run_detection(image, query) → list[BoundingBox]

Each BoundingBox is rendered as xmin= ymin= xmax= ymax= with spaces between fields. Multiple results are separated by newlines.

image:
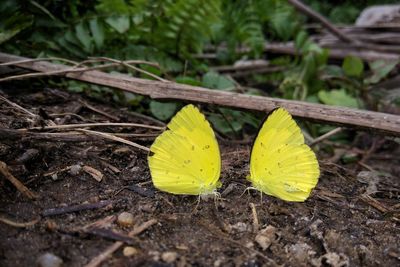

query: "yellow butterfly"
xmin=247 ymin=108 xmax=320 ymax=202
xmin=148 ymin=104 xmax=221 ymax=195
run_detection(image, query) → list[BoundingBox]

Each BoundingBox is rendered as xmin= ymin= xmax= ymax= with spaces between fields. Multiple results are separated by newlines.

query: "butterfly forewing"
xmin=148 ymin=105 xmax=221 ymax=195
xmin=249 ymin=108 xmax=320 ymax=202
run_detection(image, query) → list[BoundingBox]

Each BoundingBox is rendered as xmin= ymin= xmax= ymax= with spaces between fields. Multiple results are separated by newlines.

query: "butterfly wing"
xmin=148 ymin=104 xmax=221 ymax=195
xmin=249 ymin=108 xmax=320 ymax=201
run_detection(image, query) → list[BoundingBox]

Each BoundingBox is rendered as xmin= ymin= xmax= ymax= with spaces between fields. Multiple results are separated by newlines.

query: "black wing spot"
xmin=184 ymin=159 xmax=191 ymax=164
xmin=203 ymin=145 xmax=210 ymax=150
xmin=200 ymin=168 xmax=203 ymax=172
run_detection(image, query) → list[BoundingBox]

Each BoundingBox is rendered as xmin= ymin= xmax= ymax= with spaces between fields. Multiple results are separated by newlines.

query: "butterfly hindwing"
xmin=249 ymin=108 xmax=320 ymax=202
xmin=148 ymin=104 xmax=221 ymax=195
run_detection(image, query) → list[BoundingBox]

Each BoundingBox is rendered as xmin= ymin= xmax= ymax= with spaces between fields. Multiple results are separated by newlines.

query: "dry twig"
xmin=0 ymin=161 xmax=38 ymax=199
xmin=20 ymin=122 xmax=164 ymax=131
xmin=1 ymin=52 xmax=400 ymax=135
xmin=79 ymin=129 xmax=150 ymax=152
xmin=287 ymin=0 xmax=356 ymax=44
xmin=310 ymin=127 xmax=343 ymax=146
xmin=250 ymin=203 xmax=260 ymax=232
xmin=42 ymin=200 xmax=112 ymax=217
xmin=84 ymin=219 xmax=158 ymax=267
xmin=0 ymin=216 xmax=40 ymax=228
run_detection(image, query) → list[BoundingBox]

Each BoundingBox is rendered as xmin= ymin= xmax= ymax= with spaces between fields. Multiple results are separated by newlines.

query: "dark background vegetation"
xmin=1 ymin=0 xmax=399 ymax=139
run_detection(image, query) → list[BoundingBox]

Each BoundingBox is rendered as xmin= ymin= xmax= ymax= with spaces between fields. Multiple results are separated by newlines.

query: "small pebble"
xmin=51 ymin=174 xmax=58 ymax=181
xmin=36 ymin=252 xmax=63 ymax=267
xmin=117 ymin=212 xmax=134 ymax=226
xmin=231 ymin=222 xmax=248 ymax=233
xmin=123 ymin=246 xmax=138 ymax=257
xmin=69 ymin=164 xmax=81 ymax=176
xmin=161 ymin=251 xmax=178 ymax=263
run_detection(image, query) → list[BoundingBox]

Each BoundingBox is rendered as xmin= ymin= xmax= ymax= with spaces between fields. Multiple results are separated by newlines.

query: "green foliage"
xmin=342 ymin=56 xmax=364 ymax=78
xmin=150 ymin=101 xmax=178 ymax=121
xmin=318 ymin=89 xmax=359 ymax=108
xmin=202 ymin=72 xmax=235 ymax=91
xmin=365 ymin=60 xmax=398 ymax=84
xmin=0 ymin=0 xmax=397 ymax=140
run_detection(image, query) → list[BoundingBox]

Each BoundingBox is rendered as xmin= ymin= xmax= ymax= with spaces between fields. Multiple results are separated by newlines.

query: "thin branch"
xmin=84 ymin=219 xmax=158 ymax=267
xmin=0 ymin=216 xmax=40 ymax=228
xmin=0 ymin=161 xmax=38 ymax=199
xmin=1 ymin=53 xmax=400 ymax=136
xmin=0 ymin=57 xmax=79 ymax=66
xmin=19 ymin=122 xmax=165 ymax=131
xmin=310 ymin=127 xmax=343 ymax=146
xmin=78 ymin=100 xmax=120 ymax=121
xmin=0 ymin=95 xmax=38 ymax=118
xmin=78 ymin=129 xmax=150 ymax=152
xmin=94 ymin=57 xmax=167 ymax=82
xmin=42 ymin=200 xmax=113 ymax=217
xmin=287 ymin=0 xmax=357 ymax=44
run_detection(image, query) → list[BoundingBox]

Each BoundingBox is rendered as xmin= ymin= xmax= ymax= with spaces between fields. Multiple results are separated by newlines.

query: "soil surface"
xmin=1 ymin=88 xmax=399 ymax=267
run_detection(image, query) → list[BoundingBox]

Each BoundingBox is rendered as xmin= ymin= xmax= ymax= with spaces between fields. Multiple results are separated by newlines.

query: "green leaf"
xmin=75 ymin=22 xmax=92 ymax=53
xmin=295 ymin=31 xmax=308 ymax=49
xmin=208 ymin=108 xmax=259 ymax=135
xmin=318 ymin=89 xmax=359 ymax=108
xmin=175 ymin=76 xmax=202 ymax=86
xmin=202 ymin=71 xmax=235 ymax=90
xmin=342 ymin=56 xmax=364 ymax=77
xmin=106 ymin=15 xmax=130 ymax=33
xmin=0 ymin=14 xmax=33 ymax=44
xmin=89 ymin=18 xmax=104 ymax=49
xmin=208 ymin=113 xmax=243 ymax=134
xmin=150 ymin=101 xmax=177 ymax=121
xmin=365 ymin=60 xmax=398 ymax=84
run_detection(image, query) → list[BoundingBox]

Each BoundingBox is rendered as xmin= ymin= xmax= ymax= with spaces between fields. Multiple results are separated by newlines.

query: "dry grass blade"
xmin=84 ymin=219 xmax=157 ymax=267
xmin=0 ymin=216 xmax=40 ymax=228
xmin=21 ymin=122 xmax=164 ymax=131
xmin=78 ymin=129 xmax=150 ymax=152
xmin=0 ymin=161 xmax=38 ymax=199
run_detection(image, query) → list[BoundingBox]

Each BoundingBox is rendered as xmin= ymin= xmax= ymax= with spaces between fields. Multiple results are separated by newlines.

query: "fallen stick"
xmin=0 ymin=161 xmax=38 ymax=199
xmin=1 ymin=53 xmax=400 ymax=136
xmin=42 ymin=200 xmax=112 ymax=217
xmin=85 ymin=219 xmax=158 ymax=267
xmin=20 ymin=122 xmax=164 ymax=131
xmin=288 ymin=0 xmax=356 ymax=44
xmin=0 ymin=216 xmax=40 ymax=228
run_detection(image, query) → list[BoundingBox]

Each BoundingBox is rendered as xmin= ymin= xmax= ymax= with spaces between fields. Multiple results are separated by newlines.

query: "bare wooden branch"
xmin=1 ymin=53 xmax=400 ymax=136
xmin=20 ymin=122 xmax=164 ymax=131
xmin=288 ymin=0 xmax=357 ymax=44
xmin=0 ymin=161 xmax=38 ymax=199
xmin=85 ymin=219 xmax=158 ymax=267
xmin=42 ymin=200 xmax=112 ymax=216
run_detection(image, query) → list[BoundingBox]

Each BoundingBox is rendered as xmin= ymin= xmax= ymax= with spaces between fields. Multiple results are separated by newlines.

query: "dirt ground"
xmin=1 ymin=87 xmax=399 ymax=267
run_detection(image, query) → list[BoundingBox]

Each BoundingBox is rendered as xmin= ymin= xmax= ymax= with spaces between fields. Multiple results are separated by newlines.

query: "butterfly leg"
xmin=239 ymin=186 xmax=258 ymax=198
xmin=191 ymin=195 xmax=202 ymax=214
